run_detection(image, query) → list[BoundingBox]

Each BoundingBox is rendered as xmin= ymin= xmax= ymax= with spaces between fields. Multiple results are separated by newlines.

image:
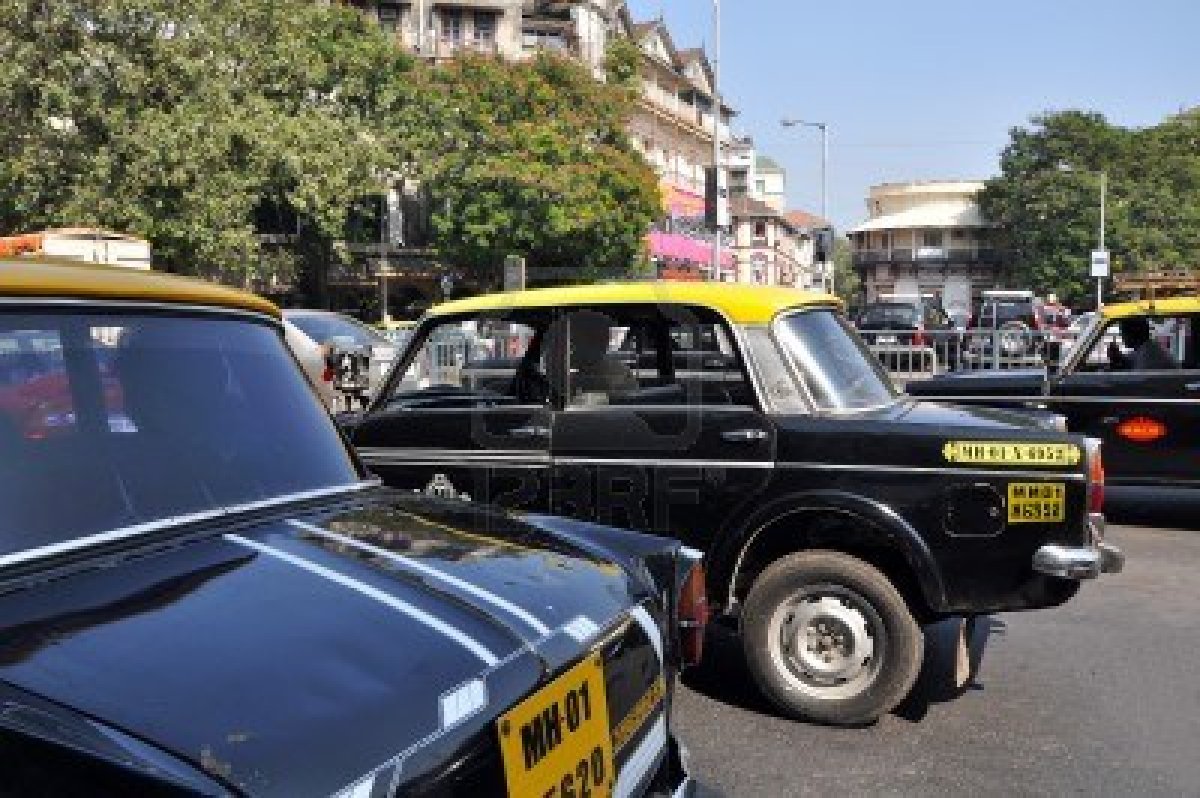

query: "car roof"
xmin=0 ymin=257 xmax=280 ymax=318
xmin=428 ymin=282 xmax=841 ymax=325
xmin=1102 ymin=296 xmax=1200 ymax=320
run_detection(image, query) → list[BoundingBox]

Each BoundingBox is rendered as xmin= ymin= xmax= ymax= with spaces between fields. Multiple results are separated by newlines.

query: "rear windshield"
xmin=858 ymin=304 xmax=918 ymax=327
xmin=288 ymin=313 xmax=387 ymax=347
xmin=0 ymin=311 xmax=360 ymax=566
xmin=777 ymin=310 xmax=897 ymax=411
xmin=991 ymin=302 xmax=1032 ymax=325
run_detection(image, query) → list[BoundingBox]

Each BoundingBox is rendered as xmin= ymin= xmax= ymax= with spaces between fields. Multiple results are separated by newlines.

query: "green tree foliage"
xmin=832 ymin=235 xmax=860 ymax=303
xmin=421 ymin=52 xmax=660 ymax=286
xmin=0 ymin=1 xmax=661 ymax=292
xmin=980 ymin=109 xmax=1200 ymax=305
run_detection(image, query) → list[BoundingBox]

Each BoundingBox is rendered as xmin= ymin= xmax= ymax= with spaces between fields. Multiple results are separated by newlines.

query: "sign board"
xmin=1090 ymin=250 xmax=1110 ymax=278
xmin=503 ymin=255 xmax=526 ymax=292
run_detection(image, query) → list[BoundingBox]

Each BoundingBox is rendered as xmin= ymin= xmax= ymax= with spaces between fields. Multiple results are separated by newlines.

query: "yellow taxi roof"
xmin=0 ymin=258 xmax=280 ymax=318
xmin=1102 ymin=296 xmax=1200 ymax=320
xmin=429 ymin=282 xmax=841 ymax=325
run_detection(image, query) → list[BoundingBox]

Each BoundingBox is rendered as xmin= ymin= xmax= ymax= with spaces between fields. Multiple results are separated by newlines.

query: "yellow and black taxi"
xmin=343 ymin=281 xmax=1123 ymax=727
xmin=0 ymin=259 xmax=699 ymax=796
xmin=908 ymin=296 xmax=1200 ymax=503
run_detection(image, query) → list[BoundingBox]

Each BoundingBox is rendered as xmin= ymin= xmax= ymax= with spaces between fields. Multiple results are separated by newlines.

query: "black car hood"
xmin=0 ymin=492 xmax=647 ymax=795
xmin=906 ymin=368 xmax=1047 ymax=397
xmin=850 ymin=397 xmax=1050 ymax=431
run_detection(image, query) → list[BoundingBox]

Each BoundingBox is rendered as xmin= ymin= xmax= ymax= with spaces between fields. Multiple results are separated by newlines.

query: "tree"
xmin=832 ymin=235 xmax=860 ymax=304
xmin=419 ymin=52 xmax=661 ymax=287
xmin=979 ymin=109 xmax=1200 ymax=306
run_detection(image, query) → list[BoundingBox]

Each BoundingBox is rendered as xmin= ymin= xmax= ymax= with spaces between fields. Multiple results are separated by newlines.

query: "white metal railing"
xmin=859 ymin=328 xmax=1087 ymax=383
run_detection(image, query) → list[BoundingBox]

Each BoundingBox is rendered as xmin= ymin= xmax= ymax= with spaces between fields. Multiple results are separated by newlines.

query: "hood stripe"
xmin=287 ymin=519 xmax=552 ymax=637
xmin=226 ymin=534 xmax=499 ymax=666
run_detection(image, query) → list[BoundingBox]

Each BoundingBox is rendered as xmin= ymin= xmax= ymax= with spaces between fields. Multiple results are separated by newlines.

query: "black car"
xmin=855 ymin=297 xmax=960 ymax=371
xmin=0 ymin=260 xmax=698 ymax=797
xmin=344 ymin=282 xmax=1122 ymax=727
xmin=909 ymin=297 xmax=1200 ymax=501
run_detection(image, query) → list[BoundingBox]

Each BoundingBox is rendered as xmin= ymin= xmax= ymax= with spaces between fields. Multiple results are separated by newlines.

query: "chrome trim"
xmin=0 ymin=481 xmax=376 ymax=571
xmin=0 ymin=296 xmax=280 ymax=326
xmin=776 ymin=461 xmax=1087 ymax=481
xmin=556 ymin=457 xmax=774 ymax=470
xmin=919 ymin=394 xmax=1198 ymax=406
xmin=358 ymin=447 xmax=549 ymax=465
xmin=1032 ymin=540 xmax=1123 ymax=579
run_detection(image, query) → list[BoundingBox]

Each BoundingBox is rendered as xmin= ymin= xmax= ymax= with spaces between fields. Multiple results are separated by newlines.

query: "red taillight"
xmin=1116 ymin=416 xmax=1166 ymax=443
xmin=321 ymin=366 xmax=335 ymax=383
xmin=677 ymin=560 xmax=709 ymax=667
xmin=1088 ymin=445 xmax=1105 ymax=514
xmin=913 ymin=325 xmax=927 ymax=347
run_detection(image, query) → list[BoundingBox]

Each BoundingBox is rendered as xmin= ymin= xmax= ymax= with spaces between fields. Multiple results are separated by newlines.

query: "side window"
xmin=1078 ymin=315 xmax=1188 ymax=372
xmin=561 ymin=307 xmax=755 ymax=408
xmin=385 ymin=317 xmax=544 ymax=407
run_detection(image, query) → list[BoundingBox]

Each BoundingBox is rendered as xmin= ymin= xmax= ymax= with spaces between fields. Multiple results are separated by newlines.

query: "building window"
xmin=755 ymin=179 xmax=766 ymax=196
xmin=473 ymin=12 xmax=496 ymax=44
xmin=922 ymin=230 xmax=944 ymax=248
xmin=377 ymin=3 xmax=401 ymax=33
xmin=441 ymin=9 xmax=463 ymax=43
xmin=951 ymin=228 xmax=968 ymax=241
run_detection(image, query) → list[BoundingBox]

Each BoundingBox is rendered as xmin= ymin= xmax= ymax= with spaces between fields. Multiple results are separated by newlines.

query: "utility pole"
xmin=781 ymin=118 xmax=831 ymax=292
xmin=711 ymin=0 xmax=723 ymax=280
xmin=1098 ymin=170 xmax=1106 ymax=312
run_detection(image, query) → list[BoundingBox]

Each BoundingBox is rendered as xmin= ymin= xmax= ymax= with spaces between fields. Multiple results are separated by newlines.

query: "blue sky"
xmin=627 ymin=0 xmax=1200 ymax=229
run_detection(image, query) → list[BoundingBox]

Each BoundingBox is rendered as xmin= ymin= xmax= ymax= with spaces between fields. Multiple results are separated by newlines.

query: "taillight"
xmin=1087 ymin=443 xmax=1105 ymax=514
xmin=1116 ymin=416 xmax=1166 ymax=443
xmin=677 ymin=559 xmax=709 ymax=668
xmin=913 ymin=325 xmax=927 ymax=347
xmin=321 ymin=366 xmax=335 ymax=383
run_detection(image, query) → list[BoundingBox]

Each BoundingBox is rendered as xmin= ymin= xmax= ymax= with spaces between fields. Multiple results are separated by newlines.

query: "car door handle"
xmin=721 ymin=428 xmax=770 ymax=443
xmin=505 ymin=425 xmax=550 ymax=439
xmin=1186 ymin=382 xmax=1200 ymax=391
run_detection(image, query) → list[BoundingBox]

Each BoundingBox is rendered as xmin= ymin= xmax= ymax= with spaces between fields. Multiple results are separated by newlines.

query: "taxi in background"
xmin=0 ymin=259 xmax=698 ymax=797
xmin=908 ymin=296 xmax=1199 ymax=501
xmin=342 ymin=282 xmax=1123 ymax=727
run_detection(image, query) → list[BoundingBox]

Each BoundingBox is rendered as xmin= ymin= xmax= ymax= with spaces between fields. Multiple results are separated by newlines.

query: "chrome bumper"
xmin=1032 ymin=514 xmax=1124 ymax=580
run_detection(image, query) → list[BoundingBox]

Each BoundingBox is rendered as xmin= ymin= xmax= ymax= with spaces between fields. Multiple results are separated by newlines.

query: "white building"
xmin=848 ymin=181 xmax=1002 ymax=324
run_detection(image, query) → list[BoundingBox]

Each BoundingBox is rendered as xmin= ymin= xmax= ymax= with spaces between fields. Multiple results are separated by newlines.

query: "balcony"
xmin=435 ymin=36 xmax=500 ymax=58
xmin=853 ymin=247 xmax=1000 ymax=267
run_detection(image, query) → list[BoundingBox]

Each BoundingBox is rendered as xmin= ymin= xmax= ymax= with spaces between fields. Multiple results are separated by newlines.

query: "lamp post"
xmin=1058 ymin=163 xmax=1107 ymax=311
xmin=781 ymin=118 xmax=831 ymax=292
xmin=710 ymin=0 xmax=723 ymax=280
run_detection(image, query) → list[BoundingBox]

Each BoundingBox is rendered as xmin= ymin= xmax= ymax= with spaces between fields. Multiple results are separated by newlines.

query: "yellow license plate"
xmin=1007 ymin=482 xmax=1066 ymax=523
xmin=498 ymin=654 xmax=613 ymax=798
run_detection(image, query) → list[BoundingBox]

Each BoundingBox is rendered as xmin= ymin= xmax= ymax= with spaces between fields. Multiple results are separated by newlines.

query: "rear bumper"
xmin=1032 ymin=514 xmax=1124 ymax=579
xmin=646 ymin=731 xmax=695 ymax=797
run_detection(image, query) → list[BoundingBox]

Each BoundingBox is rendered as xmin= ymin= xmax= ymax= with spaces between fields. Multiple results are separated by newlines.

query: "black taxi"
xmin=908 ymin=297 xmax=1200 ymax=503
xmin=343 ymin=282 xmax=1123 ymax=726
xmin=0 ymin=260 xmax=698 ymax=796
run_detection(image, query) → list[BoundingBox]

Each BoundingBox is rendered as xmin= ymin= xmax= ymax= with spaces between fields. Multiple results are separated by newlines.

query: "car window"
xmin=287 ymin=313 xmax=387 ymax=347
xmin=858 ymin=304 xmax=918 ymax=327
xmin=1074 ymin=315 xmax=1193 ymax=372
xmin=0 ymin=312 xmax=360 ymax=563
xmin=776 ymin=310 xmax=897 ymax=411
xmin=385 ymin=317 xmax=544 ymax=407
xmin=562 ymin=307 xmax=755 ymax=409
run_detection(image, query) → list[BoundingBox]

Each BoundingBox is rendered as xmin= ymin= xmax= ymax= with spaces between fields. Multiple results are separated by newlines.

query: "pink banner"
xmin=648 ymin=231 xmax=734 ymax=268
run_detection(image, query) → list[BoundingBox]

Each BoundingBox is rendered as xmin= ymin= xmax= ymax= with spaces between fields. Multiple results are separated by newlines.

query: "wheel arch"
xmin=710 ymin=490 xmax=948 ymax=622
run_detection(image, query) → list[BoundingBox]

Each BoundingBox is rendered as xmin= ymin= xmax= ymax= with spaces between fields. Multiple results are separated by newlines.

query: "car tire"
xmin=741 ymin=550 xmax=923 ymax=726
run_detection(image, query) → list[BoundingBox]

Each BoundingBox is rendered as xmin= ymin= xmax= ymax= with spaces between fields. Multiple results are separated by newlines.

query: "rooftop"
xmin=0 ymin=258 xmax=280 ymax=318
xmin=429 ymin=281 xmax=840 ymax=325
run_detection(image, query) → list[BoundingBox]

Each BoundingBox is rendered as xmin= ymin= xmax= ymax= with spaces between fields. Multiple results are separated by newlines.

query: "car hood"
xmin=906 ymin=368 xmax=1046 ymax=397
xmin=0 ymin=492 xmax=648 ymax=795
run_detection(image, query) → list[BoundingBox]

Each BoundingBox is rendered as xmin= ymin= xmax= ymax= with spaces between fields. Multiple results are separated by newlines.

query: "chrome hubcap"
xmin=769 ymin=588 xmax=884 ymax=700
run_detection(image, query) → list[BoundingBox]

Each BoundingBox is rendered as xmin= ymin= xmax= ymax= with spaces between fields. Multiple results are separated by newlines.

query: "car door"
xmin=351 ymin=314 xmax=552 ymax=510
xmin=1049 ymin=313 xmax=1200 ymax=488
xmin=548 ymin=305 xmax=774 ymax=553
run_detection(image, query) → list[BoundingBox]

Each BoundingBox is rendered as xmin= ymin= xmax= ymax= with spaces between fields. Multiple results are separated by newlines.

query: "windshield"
xmin=288 ymin=313 xmax=387 ymax=347
xmin=858 ymin=304 xmax=919 ymax=327
xmin=777 ymin=310 xmax=898 ymax=411
xmin=0 ymin=312 xmax=361 ymax=566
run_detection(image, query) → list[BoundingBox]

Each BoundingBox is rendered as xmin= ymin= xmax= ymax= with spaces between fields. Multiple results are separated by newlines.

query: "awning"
xmin=849 ymin=203 xmax=986 ymax=233
xmin=648 ymin=231 xmax=734 ymax=268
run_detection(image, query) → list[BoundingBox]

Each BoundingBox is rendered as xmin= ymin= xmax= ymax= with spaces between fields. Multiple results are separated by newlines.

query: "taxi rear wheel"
xmin=741 ymin=550 xmax=923 ymax=726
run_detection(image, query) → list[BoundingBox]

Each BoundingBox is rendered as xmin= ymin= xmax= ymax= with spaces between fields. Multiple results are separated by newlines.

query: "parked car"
xmin=963 ymin=290 xmax=1067 ymax=365
xmin=855 ymin=295 xmax=960 ymax=372
xmin=283 ymin=309 xmax=398 ymax=406
xmin=0 ymin=259 xmax=698 ymax=796
xmin=342 ymin=282 xmax=1122 ymax=727
xmin=909 ymin=296 xmax=1199 ymax=500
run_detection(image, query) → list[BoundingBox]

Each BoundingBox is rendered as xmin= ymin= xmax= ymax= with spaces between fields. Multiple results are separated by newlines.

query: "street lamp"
xmin=710 ymin=0 xmax=723 ymax=279
xmin=781 ymin=118 xmax=831 ymax=292
xmin=1058 ymin=163 xmax=1107 ymax=311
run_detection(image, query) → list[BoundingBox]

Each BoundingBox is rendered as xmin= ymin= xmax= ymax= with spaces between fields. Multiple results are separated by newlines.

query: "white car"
xmin=282 ymin=310 xmax=397 ymax=407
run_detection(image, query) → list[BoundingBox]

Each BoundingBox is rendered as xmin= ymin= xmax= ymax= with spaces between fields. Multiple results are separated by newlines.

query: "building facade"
xmin=728 ymin=198 xmax=815 ymax=288
xmin=849 ymin=181 xmax=1003 ymax=324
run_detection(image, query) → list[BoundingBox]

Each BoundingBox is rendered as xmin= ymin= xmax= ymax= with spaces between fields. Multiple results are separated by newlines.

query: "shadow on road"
xmin=1104 ymin=488 xmax=1200 ymax=531
xmin=682 ymin=615 xmax=1004 ymax=725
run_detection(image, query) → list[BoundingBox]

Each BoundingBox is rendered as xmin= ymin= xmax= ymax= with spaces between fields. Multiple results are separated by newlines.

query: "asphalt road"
xmin=676 ymin=520 xmax=1200 ymax=797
